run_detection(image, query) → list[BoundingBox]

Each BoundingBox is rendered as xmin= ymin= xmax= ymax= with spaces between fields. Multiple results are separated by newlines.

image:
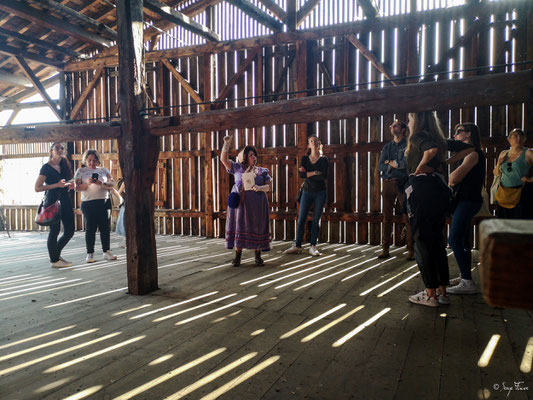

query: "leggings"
xmin=47 ymin=202 xmax=75 ymax=263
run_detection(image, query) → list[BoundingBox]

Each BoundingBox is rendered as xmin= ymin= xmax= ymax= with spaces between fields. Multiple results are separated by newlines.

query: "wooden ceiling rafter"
xmin=29 ymin=0 xmax=118 ymax=41
xmin=296 ymin=0 xmax=322 ymax=27
xmin=144 ymin=0 xmax=220 ymax=42
xmin=0 ymin=73 xmax=59 ymax=105
xmin=257 ymin=0 xmax=287 ymax=23
xmin=178 ymin=0 xmax=223 ymax=18
xmin=0 ymin=26 xmax=82 ymax=58
xmin=14 ymin=56 xmax=62 ymax=120
xmin=0 ymin=0 xmax=113 ymax=48
xmin=357 ymin=0 xmax=381 ymax=18
xmin=0 ymin=71 xmax=30 ymax=88
xmin=225 ymin=0 xmax=284 ymax=32
xmin=0 ymin=43 xmax=65 ymax=69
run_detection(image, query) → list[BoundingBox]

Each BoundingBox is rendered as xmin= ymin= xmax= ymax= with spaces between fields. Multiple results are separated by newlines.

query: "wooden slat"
xmin=70 ymin=67 xmax=105 ymax=120
xmin=161 ymin=59 xmax=206 ymax=111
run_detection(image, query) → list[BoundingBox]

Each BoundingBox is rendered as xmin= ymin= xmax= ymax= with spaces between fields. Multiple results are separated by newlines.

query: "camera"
xmin=91 ymin=173 xmax=99 ymax=181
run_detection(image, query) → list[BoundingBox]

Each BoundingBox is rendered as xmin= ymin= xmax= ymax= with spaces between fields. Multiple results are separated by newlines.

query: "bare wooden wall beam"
xmin=0 ymin=123 xmax=121 ymax=144
xmin=29 ymin=0 xmax=118 ymax=41
xmin=14 ymin=56 xmax=62 ymax=120
xmin=117 ymin=0 xmax=160 ymax=295
xmin=161 ymin=59 xmax=206 ymax=110
xmin=69 ymin=67 xmax=105 ymax=120
xmin=0 ymin=27 xmax=81 ymax=58
xmin=0 ymin=0 xmax=113 ymax=48
xmin=225 ymin=0 xmax=284 ymax=32
xmin=147 ymin=70 xmax=533 ymax=135
xmin=65 ymin=0 xmax=529 ymax=72
xmin=213 ymin=45 xmax=261 ymax=108
xmin=144 ymin=0 xmax=220 ymax=42
xmin=345 ymin=34 xmax=396 ymax=85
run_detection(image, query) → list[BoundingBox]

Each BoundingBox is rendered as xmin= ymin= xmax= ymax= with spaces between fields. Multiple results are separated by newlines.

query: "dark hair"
xmin=509 ymin=128 xmax=526 ymax=141
xmin=59 ymin=157 xmax=73 ymax=180
xmin=455 ymin=122 xmax=481 ymax=149
xmin=306 ymin=135 xmax=323 ymax=156
xmin=394 ymin=119 xmax=407 ymax=131
xmin=242 ymin=146 xmax=258 ymax=166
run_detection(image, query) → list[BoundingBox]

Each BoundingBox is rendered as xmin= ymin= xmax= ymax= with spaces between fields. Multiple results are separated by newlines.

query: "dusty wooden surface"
xmin=0 ymin=232 xmax=531 ymax=399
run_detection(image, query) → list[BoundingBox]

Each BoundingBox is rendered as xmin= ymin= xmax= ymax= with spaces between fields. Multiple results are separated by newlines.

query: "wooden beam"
xmin=14 ymin=56 xmax=62 ymax=120
xmin=4 ymin=109 xmax=20 ymax=126
xmin=65 ymin=0 xmax=530 ymax=72
xmin=0 ymin=0 xmax=113 ymax=48
xmin=257 ymin=0 xmax=287 ymax=23
xmin=0 ymin=122 xmax=121 ymax=144
xmin=225 ymin=0 xmax=284 ymax=32
xmin=1 ymin=74 xmax=59 ymax=105
xmin=117 ymin=0 xmax=160 ymax=295
xmin=0 ymin=100 xmax=49 ymax=111
xmin=69 ymin=67 xmax=105 ymax=120
xmin=0 ymin=27 xmax=81 ymax=58
xmin=0 ymin=43 xmax=64 ymax=69
xmin=357 ymin=0 xmax=380 ymax=18
xmin=296 ymin=0 xmax=322 ymax=27
xmin=287 ymin=0 xmax=297 ymax=31
xmin=29 ymin=0 xmax=118 ymax=41
xmin=147 ymin=70 xmax=533 ymax=135
xmin=143 ymin=0 xmax=220 ymax=42
xmin=179 ymin=0 xmax=223 ymax=18
xmin=0 ymin=72 xmax=30 ymax=87
xmin=161 ymin=59 xmax=206 ymax=110
xmin=345 ymin=34 xmax=397 ymax=85
xmin=214 ymin=45 xmax=261 ymax=108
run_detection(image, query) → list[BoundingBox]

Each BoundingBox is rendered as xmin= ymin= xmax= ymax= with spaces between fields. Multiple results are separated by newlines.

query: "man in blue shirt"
xmin=378 ymin=119 xmax=414 ymax=260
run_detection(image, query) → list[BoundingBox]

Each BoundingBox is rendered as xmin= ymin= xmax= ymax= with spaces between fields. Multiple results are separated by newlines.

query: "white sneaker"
xmin=284 ymin=246 xmax=303 ymax=254
xmin=408 ymin=290 xmax=439 ymax=307
xmin=449 ymin=276 xmax=462 ymax=286
xmin=447 ymin=279 xmax=477 ymax=294
xmin=437 ymin=294 xmax=450 ymax=305
xmin=309 ymin=246 xmax=321 ymax=256
xmin=103 ymin=250 xmax=117 ymax=261
xmin=59 ymin=256 xmax=72 ymax=264
xmin=51 ymin=259 xmax=72 ymax=268
xmin=86 ymin=253 xmax=95 ymax=263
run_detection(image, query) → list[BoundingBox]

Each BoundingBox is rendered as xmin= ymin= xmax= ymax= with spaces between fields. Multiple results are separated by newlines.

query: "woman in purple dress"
xmin=221 ymin=135 xmax=271 ymax=267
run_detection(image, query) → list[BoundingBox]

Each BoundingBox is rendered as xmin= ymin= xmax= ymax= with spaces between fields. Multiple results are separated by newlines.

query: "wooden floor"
xmin=0 ymin=232 xmax=531 ymax=400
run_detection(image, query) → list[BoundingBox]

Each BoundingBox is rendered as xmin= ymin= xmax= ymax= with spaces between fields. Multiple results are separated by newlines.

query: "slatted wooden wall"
xmin=65 ymin=0 xmax=532 ymax=244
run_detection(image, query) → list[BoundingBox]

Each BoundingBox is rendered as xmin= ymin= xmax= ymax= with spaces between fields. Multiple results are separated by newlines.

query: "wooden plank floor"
xmin=0 ymin=232 xmax=531 ymax=400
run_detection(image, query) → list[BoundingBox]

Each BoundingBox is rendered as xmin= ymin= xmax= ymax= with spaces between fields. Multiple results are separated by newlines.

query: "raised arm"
xmin=414 ymin=148 xmax=438 ymax=175
xmin=446 ymin=147 xmax=475 ymax=166
xmin=220 ymin=135 xmax=233 ymax=171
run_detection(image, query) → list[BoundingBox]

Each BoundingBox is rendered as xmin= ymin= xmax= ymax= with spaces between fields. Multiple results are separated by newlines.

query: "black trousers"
xmin=81 ymin=199 xmax=110 ymax=254
xmin=47 ymin=201 xmax=74 ymax=263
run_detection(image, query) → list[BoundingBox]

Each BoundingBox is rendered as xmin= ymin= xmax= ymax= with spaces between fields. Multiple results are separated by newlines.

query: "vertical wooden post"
xmin=525 ymin=4 xmax=533 ymax=135
xmin=116 ymin=0 xmax=160 ymax=295
xmin=202 ymin=52 xmax=214 ymax=238
xmin=287 ymin=0 xmax=297 ymax=32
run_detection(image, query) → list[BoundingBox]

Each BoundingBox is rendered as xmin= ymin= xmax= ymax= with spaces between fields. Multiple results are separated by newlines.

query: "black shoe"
xmin=232 ymin=251 xmax=242 ymax=267
xmin=255 ymin=251 xmax=264 ymax=266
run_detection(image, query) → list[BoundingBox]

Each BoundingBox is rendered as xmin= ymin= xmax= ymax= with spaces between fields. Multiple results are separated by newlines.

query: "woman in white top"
xmin=74 ymin=149 xmax=117 ymax=263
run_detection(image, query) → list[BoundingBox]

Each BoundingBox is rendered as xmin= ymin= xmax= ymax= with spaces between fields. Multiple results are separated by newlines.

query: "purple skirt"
xmin=226 ymin=191 xmax=271 ymax=250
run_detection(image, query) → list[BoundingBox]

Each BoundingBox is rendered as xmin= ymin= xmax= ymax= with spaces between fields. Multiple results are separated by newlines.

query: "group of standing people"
xmin=220 ymin=114 xmax=532 ymax=310
xmin=36 ymin=144 xmax=119 ymax=268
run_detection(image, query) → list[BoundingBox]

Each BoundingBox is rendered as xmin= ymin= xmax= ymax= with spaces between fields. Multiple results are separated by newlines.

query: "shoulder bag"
xmin=35 ymin=199 xmax=61 ymax=226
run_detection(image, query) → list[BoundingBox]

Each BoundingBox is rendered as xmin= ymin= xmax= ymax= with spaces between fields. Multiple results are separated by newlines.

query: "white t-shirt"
xmin=74 ymin=167 xmax=111 ymax=202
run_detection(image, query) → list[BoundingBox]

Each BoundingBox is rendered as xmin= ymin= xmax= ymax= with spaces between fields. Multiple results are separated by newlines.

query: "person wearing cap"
xmin=378 ymin=119 xmax=414 ymax=260
xmin=220 ymin=135 xmax=272 ymax=267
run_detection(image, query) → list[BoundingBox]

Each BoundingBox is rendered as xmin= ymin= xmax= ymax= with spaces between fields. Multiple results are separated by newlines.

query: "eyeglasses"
xmin=507 ymin=162 xmax=513 ymax=172
xmin=53 ymin=146 xmax=64 ymax=151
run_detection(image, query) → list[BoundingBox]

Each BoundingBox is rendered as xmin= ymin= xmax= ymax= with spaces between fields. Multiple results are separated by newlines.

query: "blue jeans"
xmin=295 ymin=190 xmax=327 ymax=247
xmin=448 ymin=200 xmax=481 ymax=280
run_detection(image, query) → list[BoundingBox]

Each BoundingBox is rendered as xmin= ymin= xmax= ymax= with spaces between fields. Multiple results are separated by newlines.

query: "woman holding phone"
xmin=74 ymin=149 xmax=117 ymax=263
xmin=34 ymin=142 xmax=75 ymax=268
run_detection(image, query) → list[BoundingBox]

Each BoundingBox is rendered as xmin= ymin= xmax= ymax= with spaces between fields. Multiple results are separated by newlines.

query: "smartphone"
xmin=91 ymin=173 xmax=99 ymax=181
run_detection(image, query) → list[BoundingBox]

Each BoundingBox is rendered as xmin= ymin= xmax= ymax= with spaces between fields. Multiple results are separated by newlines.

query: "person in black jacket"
xmin=285 ymin=135 xmax=328 ymax=256
xmin=34 ymin=142 xmax=75 ymax=268
xmin=447 ymin=123 xmax=486 ymax=295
